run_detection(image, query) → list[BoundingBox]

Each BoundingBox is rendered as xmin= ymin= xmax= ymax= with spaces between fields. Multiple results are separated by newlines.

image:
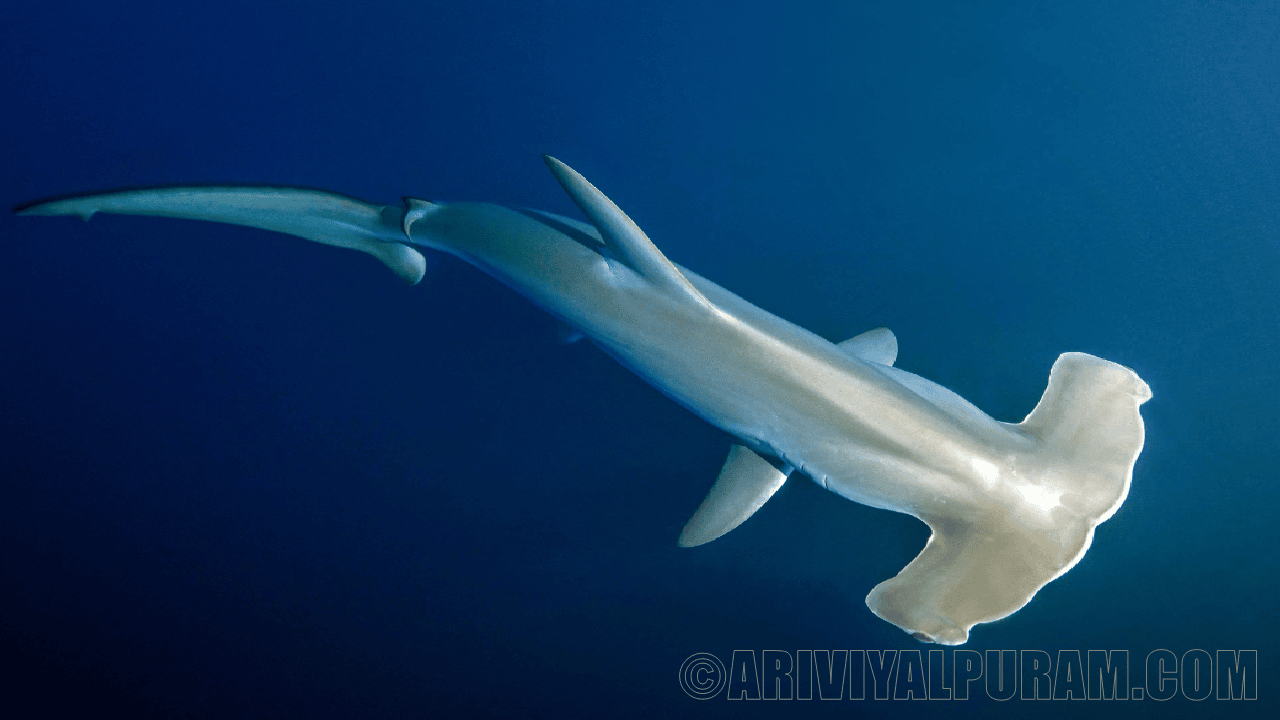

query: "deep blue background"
xmin=2 ymin=1 xmax=1277 ymax=717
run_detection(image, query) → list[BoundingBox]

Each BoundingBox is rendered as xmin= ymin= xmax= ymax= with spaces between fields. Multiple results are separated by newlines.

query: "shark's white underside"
xmin=17 ymin=157 xmax=1151 ymax=644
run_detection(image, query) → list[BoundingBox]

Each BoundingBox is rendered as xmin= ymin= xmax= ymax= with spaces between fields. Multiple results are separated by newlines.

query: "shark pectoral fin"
xmin=678 ymin=445 xmax=790 ymax=547
xmin=16 ymin=187 xmax=429 ymax=284
xmin=865 ymin=515 xmax=1092 ymax=646
xmin=837 ymin=327 xmax=897 ymax=365
xmin=542 ymin=156 xmax=714 ymax=309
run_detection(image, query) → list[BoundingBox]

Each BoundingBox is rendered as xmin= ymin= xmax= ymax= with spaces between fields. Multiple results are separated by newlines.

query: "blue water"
xmin=2 ymin=1 xmax=1276 ymax=717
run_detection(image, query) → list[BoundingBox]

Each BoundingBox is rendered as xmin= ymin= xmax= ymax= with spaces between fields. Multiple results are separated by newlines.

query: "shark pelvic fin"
xmin=678 ymin=445 xmax=791 ymax=547
xmin=543 ymin=156 xmax=713 ymax=309
xmin=16 ymin=187 xmax=429 ymax=284
xmin=837 ymin=327 xmax=897 ymax=365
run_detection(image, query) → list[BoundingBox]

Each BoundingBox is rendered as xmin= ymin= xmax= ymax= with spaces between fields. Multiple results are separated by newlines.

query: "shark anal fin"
xmin=837 ymin=327 xmax=897 ymax=365
xmin=678 ymin=445 xmax=790 ymax=547
xmin=556 ymin=324 xmax=585 ymax=344
xmin=543 ymin=156 xmax=713 ymax=309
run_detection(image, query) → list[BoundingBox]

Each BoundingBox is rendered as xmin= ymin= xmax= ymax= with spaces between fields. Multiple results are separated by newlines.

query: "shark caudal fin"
xmin=16 ymin=187 xmax=430 ymax=284
xmin=866 ymin=352 xmax=1151 ymax=644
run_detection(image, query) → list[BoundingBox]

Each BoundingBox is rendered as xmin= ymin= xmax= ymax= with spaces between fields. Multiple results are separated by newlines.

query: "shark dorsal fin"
xmin=543 ymin=156 xmax=713 ymax=309
xmin=838 ymin=327 xmax=898 ymax=365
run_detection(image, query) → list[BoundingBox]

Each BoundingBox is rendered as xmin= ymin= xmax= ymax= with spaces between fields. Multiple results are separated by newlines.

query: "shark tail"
xmin=866 ymin=352 xmax=1151 ymax=644
xmin=15 ymin=187 xmax=431 ymax=284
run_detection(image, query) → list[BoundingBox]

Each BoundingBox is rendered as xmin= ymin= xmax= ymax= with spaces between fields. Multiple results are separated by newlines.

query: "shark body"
xmin=17 ymin=157 xmax=1150 ymax=644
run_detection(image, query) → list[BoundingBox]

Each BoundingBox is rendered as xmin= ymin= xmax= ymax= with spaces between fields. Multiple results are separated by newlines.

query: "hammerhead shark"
xmin=16 ymin=156 xmax=1150 ymax=644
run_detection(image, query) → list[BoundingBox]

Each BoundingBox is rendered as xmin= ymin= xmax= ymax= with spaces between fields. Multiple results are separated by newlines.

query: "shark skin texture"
xmin=16 ymin=156 xmax=1151 ymax=644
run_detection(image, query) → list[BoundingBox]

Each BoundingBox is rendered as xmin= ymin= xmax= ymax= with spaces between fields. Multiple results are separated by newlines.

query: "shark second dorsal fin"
xmin=837 ymin=327 xmax=897 ymax=365
xmin=678 ymin=445 xmax=791 ymax=547
xmin=543 ymin=156 xmax=713 ymax=309
xmin=401 ymin=197 xmax=437 ymax=238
